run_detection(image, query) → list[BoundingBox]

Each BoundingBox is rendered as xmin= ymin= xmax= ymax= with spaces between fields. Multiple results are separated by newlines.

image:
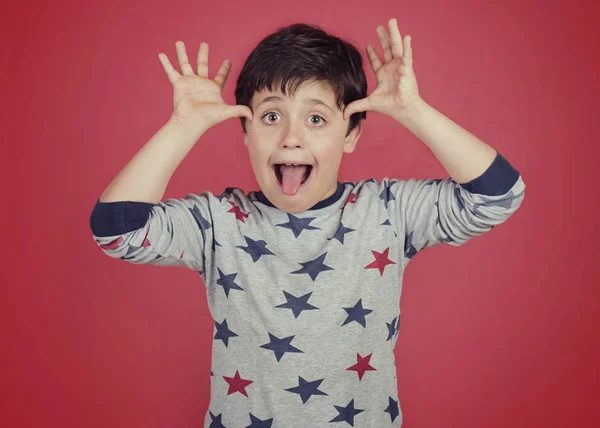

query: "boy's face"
xmin=244 ymin=80 xmax=362 ymax=214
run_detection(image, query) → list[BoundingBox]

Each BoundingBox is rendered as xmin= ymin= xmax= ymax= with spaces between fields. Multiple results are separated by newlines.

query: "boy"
xmin=90 ymin=19 xmax=525 ymax=428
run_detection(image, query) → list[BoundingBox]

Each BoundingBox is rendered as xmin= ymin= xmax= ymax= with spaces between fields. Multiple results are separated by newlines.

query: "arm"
xmin=90 ymin=40 xmax=252 ymax=271
xmin=385 ymin=152 xmax=525 ymax=260
xmin=392 ymin=97 xmax=500 ymax=185
xmin=89 ymin=118 xmax=214 ymax=272
xmin=99 ymin=117 xmax=208 ymax=204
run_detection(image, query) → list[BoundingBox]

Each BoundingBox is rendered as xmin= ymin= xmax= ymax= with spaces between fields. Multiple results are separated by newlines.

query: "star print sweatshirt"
xmin=89 ymin=150 xmax=525 ymax=428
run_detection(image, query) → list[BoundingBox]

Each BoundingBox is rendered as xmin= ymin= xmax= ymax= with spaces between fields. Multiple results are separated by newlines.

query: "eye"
xmin=260 ymin=111 xmax=327 ymax=127
xmin=309 ymin=115 xmax=326 ymax=126
xmin=262 ymin=111 xmax=280 ymax=124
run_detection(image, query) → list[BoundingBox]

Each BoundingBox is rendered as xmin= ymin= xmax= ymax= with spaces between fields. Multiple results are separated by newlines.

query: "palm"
xmin=172 ymin=76 xmax=226 ymax=116
xmin=369 ymin=58 xmax=415 ymax=111
xmin=158 ymin=41 xmax=252 ymax=126
xmin=344 ymin=19 xmax=421 ymax=120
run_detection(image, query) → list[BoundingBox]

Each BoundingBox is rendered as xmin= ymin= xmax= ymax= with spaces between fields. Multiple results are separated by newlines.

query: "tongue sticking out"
xmin=280 ymin=165 xmax=308 ymax=195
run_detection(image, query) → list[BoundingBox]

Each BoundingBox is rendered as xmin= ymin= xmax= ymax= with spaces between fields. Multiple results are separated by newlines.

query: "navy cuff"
xmin=460 ymin=151 xmax=520 ymax=196
xmin=90 ymin=199 xmax=156 ymax=237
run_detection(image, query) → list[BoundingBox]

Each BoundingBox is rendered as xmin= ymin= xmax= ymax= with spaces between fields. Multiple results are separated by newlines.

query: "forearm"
xmin=395 ymin=98 xmax=498 ymax=184
xmin=99 ymin=117 xmax=208 ymax=204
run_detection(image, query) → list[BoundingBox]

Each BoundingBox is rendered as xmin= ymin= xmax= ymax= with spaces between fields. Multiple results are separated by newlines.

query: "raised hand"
xmin=343 ymin=18 xmax=422 ymax=123
xmin=158 ymin=41 xmax=253 ymax=128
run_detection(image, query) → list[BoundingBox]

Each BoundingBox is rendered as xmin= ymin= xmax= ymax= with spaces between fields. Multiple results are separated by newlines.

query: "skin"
xmin=244 ymin=80 xmax=363 ymax=214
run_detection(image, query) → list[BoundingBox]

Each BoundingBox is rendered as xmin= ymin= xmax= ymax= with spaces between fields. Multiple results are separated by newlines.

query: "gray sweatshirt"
xmin=90 ymin=150 xmax=525 ymax=428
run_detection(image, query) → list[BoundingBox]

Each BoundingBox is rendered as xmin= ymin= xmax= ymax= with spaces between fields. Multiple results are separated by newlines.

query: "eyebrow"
xmin=255 ymin=96 xmax=334 ymax=113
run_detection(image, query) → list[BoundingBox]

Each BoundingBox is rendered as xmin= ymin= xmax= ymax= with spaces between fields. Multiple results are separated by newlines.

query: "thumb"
xmin=344 ymin=98 xmax=370 ymax=121
xmin=224 ymin=104 xmax=253 ymax=121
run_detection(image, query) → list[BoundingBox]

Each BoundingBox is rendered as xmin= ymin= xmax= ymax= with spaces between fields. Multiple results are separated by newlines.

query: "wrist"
xmin=167 ymin=114 xmax=210 ymax=136
xmin=392 ymin=96 xmax=429 ymax=126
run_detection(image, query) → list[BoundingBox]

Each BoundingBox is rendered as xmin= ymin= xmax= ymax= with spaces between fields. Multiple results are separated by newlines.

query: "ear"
xmin=343 ymin=122 xmax=363 ymax=154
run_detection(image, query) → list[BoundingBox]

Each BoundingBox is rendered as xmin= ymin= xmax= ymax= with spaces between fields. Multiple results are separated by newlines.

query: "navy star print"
xmin=385 ymin=397 xmax=400 ymax=422
xmin=290 ymin=252 xmax=334 ymax=281
xmin=216 ymin=268 xmax=244 ymax=297
xmin=285 ymin=376 xmax=328 ymax=403
xmin=404 ymin=231 xmax=419 ymax=259
xmin=246 ymin=413 xmax=273 ymax=427
xmin=236 ymin=235 xmax=275 ymax=262
xmin=342 ymin=299 xmax=374 ymax=328
xmin=208 ymin=411 xmax=226 ymax=428
xmin=275 ymin=290 xmax=319 ymax=318
xmin=214 ymin=319 xmax=238 ymax=347
xmin=379 ymin=180 xmax=396 ymax=209
xmin=329 ymin=221 xmax=355 ymax=244
xmin=276 ymin=213 xmax=321 ymax=238
xmin=260 ymin=333 xmax=304 ymax=362
xmin=330 ymin=399 xmax=364 ymax=426
xmin=189 ymin=204 xmax=211 ymax=243
xmin=386 ymin=316 xmax=400 ymax=341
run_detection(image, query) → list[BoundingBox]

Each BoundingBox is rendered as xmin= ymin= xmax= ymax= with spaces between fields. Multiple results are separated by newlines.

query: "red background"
xmin=2 ymin=0 xmax=598 ymax=427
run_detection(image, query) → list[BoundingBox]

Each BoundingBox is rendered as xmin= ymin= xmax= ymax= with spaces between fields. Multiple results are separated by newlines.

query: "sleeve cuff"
xmin=459 ymin=151 xmax=520 ymax=196
xmin=89 ymin=199 xmax=156 ymax=237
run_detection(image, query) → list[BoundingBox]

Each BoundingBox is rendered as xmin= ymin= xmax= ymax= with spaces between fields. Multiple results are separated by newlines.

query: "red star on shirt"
xmin=346 ymin=353 xmax=377 ymax=380
xmin=98 ymin=237 xmax=123 ymax=250
xmin=228 ymin=201 xmax=250 ymax=223
xmin=142 ymin=225 xmax=151 ymax=247
xmin=365 ymin=247 xmax=396 ymax=276
xmin=223 ymin=370 xmax=253 ymax=397
xmin=342 ymin=193 xmax=358 ymax=209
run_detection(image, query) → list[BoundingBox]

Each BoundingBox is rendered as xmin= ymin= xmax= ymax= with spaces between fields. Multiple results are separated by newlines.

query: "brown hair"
xmin=234 ymin=23 xmax=367 ymax=136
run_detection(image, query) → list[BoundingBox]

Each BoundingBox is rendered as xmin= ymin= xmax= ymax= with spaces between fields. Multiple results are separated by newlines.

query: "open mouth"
xmin=273 ymin=164 xmax=313 ymax=186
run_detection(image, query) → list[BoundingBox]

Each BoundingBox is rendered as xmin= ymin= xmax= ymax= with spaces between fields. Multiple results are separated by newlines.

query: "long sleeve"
xmin=89 ymin=192 xmax=217 ymax=274
xmin=385 ymin=151 xmax=526 ymax=259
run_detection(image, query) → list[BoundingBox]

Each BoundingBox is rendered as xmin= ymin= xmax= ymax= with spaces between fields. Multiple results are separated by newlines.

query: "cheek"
xmin=313 ymin=139 xmax=345 ymax=163
xmin=245 ymin=137 xmax=272 ymax=165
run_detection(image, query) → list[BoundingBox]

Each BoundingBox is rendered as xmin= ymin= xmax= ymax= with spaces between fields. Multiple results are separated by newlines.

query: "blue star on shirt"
xmin=285 ymin=376 xmax=328 ymax=404
xmin=275 ymin=290 xmax=319 ymax=318
xmin=260 ymin=333 xmax=304 ymax=362
xmin=381 ymin=219 xmax=398 ymax=238
xmin=385 ymin=396 xmax=400 ymax=422
xmin=290 ymin=252 xmax=334 ymax=282
xmin=329 ymin=222 xmax=355 ymax=244
xmin=189 ymin=204 xmax=221 ymax=252
xmin=404 ymin=231 xmax=419 ymax=260
xmin=330 ymin=398 xmax=364 ymax=426
xmin=342 ymin=299 xmax=373 ymax=328
xmin=276 ymin=213 xmax=321 ymax=238
xmin=189 ymin=204 xmax=211 ymax=242
xmin=159 ymin=205 xmax=173 ymax=236
xmin=473 ymin=189 xmax=523 ymax=219
xmin=379 ymin=180 xmax=396 ymax=209
xmin=214 ymin=319 xmax=238 ymax=347
xmin=453 ymin=186 xmax=466 ymax=213
xmin=386 ymin=316 xmax=400 ymax=341
xmin=208 ymin=411 xmax=226 ymax=428
xmin=216 ymin=268 xmax=244 ymax=297
xmin=216 ymin=188 xmax=236 ymax=202
xmin=236 ymin=235 xmax=275 ymax=262
xmin=246 ymin=413 xmax=273 ymax=427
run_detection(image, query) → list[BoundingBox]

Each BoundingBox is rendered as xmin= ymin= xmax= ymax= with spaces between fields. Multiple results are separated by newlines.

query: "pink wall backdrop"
xmin=2 ymin=0 xmax=598 ymax=427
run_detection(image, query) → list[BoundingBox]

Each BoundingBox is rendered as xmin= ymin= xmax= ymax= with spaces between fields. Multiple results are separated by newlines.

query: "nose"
xmin=280 ymin=119 xmax=304 ymax=149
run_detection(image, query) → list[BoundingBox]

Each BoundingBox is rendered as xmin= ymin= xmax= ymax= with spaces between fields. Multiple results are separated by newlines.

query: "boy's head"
xmin=235 ymin=23 xmax=367 ymax=214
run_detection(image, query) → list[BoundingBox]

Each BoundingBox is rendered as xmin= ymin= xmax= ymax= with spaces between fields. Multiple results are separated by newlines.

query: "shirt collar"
xmin=254 ymin=181 xmax=345 ymax=210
